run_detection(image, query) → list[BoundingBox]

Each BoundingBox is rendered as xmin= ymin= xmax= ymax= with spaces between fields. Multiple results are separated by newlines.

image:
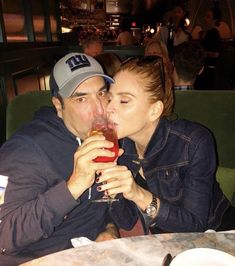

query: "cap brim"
xmin=59 ymin=72 xmax=114 ymax=98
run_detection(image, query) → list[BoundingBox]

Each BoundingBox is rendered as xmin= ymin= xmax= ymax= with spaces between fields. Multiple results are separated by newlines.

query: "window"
xmin=1 ymin=0 xmax=27 ymax=42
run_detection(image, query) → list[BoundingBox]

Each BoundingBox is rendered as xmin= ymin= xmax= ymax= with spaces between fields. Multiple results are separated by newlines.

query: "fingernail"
xmin=96 ymin=171 xmax=102 ymax=176
xmin=105 ymin=190 xmax=109 ymax=196
xmin=97 ymin=186 xmax=102 ymax=191
xmin=96 ymin=177 xmax=100 ymax=183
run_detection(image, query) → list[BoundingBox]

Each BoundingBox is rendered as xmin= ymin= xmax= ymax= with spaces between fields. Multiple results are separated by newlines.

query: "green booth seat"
xmin=216 ymin=167 xmax=235 ymax=206
xmin=6 ymin=90 xmax=52 ymax=140
xmin=174 ymin=90 xmax=235 ymax=169
xmin=5 ymin=90 xmax=235 ymax=205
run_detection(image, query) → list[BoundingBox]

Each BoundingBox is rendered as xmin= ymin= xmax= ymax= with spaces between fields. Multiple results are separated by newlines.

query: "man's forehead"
xmin=72 ymin=78 xmax=107 ymax=95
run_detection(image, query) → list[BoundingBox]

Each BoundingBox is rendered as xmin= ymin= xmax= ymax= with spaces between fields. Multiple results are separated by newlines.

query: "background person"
xmin=159 ymin=5 xmax=191 ymax=47
xmin=195 ymin=5 xmax=222 ymax=90
xmin=0 ymin=53 xmax=135 ymax=265
xmin=172 ymin=42 xmax=206 ymax=90
xmin=116 ymin=20 xmax=134 ymax=46
xmin=98 ymin=55 xmax=234 ymax=234
xmin=81 ymin=34 xmax=103 ymax=57
xmin=144 ymin=39 xmax=172 ymax=75
xmin=95 ymin=52 xmax=122 ymax=77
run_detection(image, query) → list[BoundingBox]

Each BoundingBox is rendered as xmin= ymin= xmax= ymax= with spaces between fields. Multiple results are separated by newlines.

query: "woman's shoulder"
xmin=167 ymin=118 xmax=214 ymax=140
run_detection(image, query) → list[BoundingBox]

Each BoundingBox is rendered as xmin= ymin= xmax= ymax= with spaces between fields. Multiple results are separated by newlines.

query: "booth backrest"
xmin=68 ymin=45 xmax=145 ymax=60
xmin=5 ymin=90 xmax=235 ymax=204
xmin=174 ymin=90 xmax=235 ymax=168
xmin=6 ymin=90 xmax=52 ymax=140
xmin=6 ymin=90 xmax=235 ymax=168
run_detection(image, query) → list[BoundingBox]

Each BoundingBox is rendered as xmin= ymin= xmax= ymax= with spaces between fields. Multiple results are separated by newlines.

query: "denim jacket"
xmin=116 ymin=118 xmax=230 ymax=233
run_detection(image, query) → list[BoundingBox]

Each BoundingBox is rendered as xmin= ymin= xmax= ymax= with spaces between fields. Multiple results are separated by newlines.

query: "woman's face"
xmin=174 ymin=6 xmax=184 ymax=21
xmin=173 ymin=5 xmax=185 ymax=26
xmin=107 ymin=70 xmax=159 ymax=142
xmin=204 ymin=10 xmax=214 ymax=27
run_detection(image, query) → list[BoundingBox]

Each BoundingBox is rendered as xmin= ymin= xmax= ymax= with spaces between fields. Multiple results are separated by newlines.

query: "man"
xmin=81 ymin=35 xmax=103 ymax=57
xmin=173 ymin=41 xmax=205 ymax=90
xmin=116 ymin=21 xmax=134 ymax=46
xmin=0 ymin=53 xmax=134 ymax=265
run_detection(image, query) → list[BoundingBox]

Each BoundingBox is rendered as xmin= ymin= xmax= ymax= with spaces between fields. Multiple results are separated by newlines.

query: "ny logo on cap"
xmin=65 ymin=55 xmax=91 ymax=72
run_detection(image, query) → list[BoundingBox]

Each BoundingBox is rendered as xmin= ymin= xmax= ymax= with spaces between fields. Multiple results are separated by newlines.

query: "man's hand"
xmin=95 ymin=223 xmax=120 ymax=242
xmin=67 ymin=134 xmax=116 ymax=199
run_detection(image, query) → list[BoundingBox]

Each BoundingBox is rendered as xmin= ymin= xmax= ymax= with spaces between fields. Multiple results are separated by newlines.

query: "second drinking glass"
xmin=89 ymin=115 xmax=119 ymax=203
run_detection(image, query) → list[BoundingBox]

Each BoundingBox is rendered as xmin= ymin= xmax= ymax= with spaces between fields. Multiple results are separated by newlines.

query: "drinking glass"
xmin=89 ymin=115 xmax=119 ymax=203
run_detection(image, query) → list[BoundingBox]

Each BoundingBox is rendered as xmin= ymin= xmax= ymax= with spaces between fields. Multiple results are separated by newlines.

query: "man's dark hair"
xmin=173 ymin=41 xmax=206 ymax=82
xmin=81 ymin=34 xmax=102 ymax=50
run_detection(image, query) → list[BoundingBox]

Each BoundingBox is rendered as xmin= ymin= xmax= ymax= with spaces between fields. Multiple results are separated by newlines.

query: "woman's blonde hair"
xmin=95 ymin=52 xmax=122 ymax=77
xmin=119 ymin=56 xmax=174 ymax=117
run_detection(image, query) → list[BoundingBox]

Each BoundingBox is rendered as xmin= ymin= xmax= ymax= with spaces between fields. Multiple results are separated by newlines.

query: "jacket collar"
xmin=121 ymin=118 xmax=171 ymax=161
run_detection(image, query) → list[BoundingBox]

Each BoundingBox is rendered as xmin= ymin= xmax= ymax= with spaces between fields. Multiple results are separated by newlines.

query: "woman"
xmin=97 ymin=56 xmax=234 ymax=234
xmin=159 ymin=5 xmax=191 ymax=48
xmin=144 ymin=39 xmax=172 ymax=76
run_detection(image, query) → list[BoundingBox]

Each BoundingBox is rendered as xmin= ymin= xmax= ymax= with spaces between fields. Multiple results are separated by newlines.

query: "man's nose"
xmin=106 ymin=98 xmax=115 ymax=115
xmin=94 ymin=97 xmax=106 ymax=116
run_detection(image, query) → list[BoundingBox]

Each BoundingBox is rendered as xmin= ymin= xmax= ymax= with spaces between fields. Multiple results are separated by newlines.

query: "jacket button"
xmin=1 ymin=248 xmax=6 ymax=254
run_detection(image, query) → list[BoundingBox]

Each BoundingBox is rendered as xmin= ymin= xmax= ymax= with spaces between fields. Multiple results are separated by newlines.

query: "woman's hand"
xmin=97 ymin=164 xmax=153 ymax=211
xmin=67 ymin=134 xmax=117 ymax=199
xmin=96 ymin=164 xmax=139 ymax=201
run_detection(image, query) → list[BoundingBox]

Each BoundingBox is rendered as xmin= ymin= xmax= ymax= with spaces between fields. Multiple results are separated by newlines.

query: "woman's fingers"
xmin=96 ymin=166 xmax=134 ymax=194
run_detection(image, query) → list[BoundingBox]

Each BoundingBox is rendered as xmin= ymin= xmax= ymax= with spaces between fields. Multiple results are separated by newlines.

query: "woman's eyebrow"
xmin=116 ymin=92 xmax=136 ymax=97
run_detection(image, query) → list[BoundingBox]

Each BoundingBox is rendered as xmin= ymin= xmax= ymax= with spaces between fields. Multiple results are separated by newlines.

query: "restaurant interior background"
xmin=0 ymin=0 xmax=235 ymax=145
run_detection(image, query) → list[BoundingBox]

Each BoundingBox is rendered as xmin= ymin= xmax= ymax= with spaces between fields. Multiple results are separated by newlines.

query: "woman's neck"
xmin=133 ymin=120 xmax=159 ymax=159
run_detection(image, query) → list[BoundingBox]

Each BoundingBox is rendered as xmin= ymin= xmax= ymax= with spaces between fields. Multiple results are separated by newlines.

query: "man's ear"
xmin=52 ymin=96 xmax=63 ymax=118
xmin=150 ymin=100 xmax=164 ymax=122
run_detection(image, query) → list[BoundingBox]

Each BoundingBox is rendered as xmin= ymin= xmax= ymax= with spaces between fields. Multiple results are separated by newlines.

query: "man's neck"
xmin=174 ymin=78 xmax=193 ymax=87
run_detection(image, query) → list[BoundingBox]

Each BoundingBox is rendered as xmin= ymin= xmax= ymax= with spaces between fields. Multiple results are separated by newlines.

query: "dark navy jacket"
xmin=0 ymin=107 xmax=135 ymax=265
xmin=117 ymin=118 xmax=230 ymax=233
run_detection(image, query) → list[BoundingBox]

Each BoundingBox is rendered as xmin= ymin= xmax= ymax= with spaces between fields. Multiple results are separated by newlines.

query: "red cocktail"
xmin=89 ymin=116 xmax=119 ymax=203
xmin=90 ymin=117 xmax=119 ymax=162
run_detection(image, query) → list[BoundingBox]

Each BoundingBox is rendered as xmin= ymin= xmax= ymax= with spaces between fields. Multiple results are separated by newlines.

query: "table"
xmin=21 ymin=232 xmax=235 ymax=266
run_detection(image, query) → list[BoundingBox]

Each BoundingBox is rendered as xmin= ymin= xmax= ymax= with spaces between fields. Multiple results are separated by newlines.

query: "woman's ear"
xmin=52 ymin=96 xmax=63 ymax=118
xmin=150 ymin=100 xmax=164 ymax=122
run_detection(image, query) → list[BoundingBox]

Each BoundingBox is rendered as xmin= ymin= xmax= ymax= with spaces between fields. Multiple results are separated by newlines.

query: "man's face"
xmin=53 ymin=76 xmax=109 ymax=139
